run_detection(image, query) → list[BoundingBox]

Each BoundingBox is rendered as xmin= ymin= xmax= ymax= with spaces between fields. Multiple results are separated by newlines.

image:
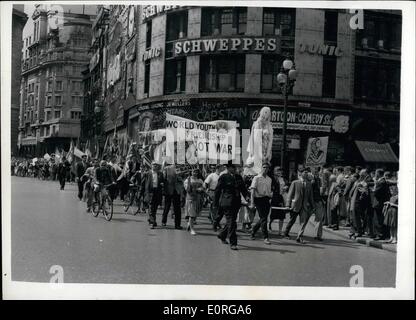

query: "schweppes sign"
xmin=173 ymin=37 xmax=280 ymax=56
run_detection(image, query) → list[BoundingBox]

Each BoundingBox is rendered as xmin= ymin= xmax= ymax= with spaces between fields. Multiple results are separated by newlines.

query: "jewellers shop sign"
xmin=251 ymin=107 xmax=350 ymax=133
xmin=173 ymin=37 xmax=280 ymax=56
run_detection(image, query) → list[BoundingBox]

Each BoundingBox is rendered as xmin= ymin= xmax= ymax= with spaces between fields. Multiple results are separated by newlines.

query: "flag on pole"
xmin=85 ymin=140 xmax=92 ymax=159
xmin=74 ymin=146 xmax=86 ymax=159
xmin=67 ymin=139 xmax=74 ymax=163
xmin=102 ymin=135 xmax=109 ymax=159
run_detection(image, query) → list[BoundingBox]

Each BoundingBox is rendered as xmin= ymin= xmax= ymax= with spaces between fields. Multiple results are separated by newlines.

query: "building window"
xmin=144 ymin=61 xmax=150 ymax=95
xmin=354 ymin=57 xmax=401 ymax=103
xmin=145 ymin=21 xmax=152 ymax=49
xmin=356 ymin=13 xmax=402 ymax=51
xmin=324 ymin=11 xmax=338 ymax=44
xmin=47 ymin=96 xmax=52 ymax=106
xmin=72 ymin=81 xmax=81 ymax=92
xmin=45 ymin=111 xmax=50 ymax=121
xmin=71 ymin=111 xmax=81 ymax=119
xmin=166 ymin=11 xmax=188 ymax=41
xmin=164 ymin=58 xmax=186 ymax=94
xmin=201 ymin=7 xmax=247 ymax=36
xmin=71 ymin=96 xmax=82 ymax=106
xmin=322 ymin=56 xmax=337 ymax=98
xmin=56 ymin=65 xmax=63 ymax=74
xmin=200 ymin=55 xmax=245 ymax=92
xmin=263 ymin=8 xmax=296 ymax=37
xmin=46 ymin=126 xmax=50 ymax=136
xmin=56 ymin=81 xmax=63 ymax=91
xmin=261 ymin=55 xmax=284 ymax=93
xmin=55 ymin=96 xmax=62 ymax=106
xmin=54 ymin=110 xmax=61 ymax=119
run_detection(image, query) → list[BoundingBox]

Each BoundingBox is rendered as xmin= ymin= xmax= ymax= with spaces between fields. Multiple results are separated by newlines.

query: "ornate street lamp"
xmin=277 ymin=57 xmax=297 ymax=179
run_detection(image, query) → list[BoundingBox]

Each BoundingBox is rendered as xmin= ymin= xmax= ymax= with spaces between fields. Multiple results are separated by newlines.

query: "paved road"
xmin=10 ymin=177 xmax=396 ymax=287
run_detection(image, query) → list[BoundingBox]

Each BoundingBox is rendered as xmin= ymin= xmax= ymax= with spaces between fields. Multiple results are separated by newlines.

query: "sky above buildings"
xmin=21 ymin=4 xmax=97 ymax=41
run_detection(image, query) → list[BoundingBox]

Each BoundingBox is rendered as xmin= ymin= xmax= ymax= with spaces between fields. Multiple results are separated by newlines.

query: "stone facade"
xmin=18 ymin=4 xmax=95 ymax=156
xmin=11 ymin=6 xmax=28 ymax=156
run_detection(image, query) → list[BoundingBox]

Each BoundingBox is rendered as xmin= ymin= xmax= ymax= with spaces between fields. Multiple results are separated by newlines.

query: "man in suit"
xmin=162 ymin=164 xmax=184 ymax=229
xmin=372 ymin=168 xmax=391 ymax=240
xmin=57 ymin=156 xmax=71 ymax=190
xmin=214 ymin=162 xmax=248 ymax=250
xmin=284 ymin=167 xmax=316 ymax=243
xmin=141 ymin=161 xmax=165 ymax=229
xmin=75 ymin=155 xmax=88 ymax=200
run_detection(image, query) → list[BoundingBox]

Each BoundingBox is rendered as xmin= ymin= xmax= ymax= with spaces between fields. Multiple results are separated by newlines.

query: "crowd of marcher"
xmin=12 ymin=154 xmax=399 ymax=249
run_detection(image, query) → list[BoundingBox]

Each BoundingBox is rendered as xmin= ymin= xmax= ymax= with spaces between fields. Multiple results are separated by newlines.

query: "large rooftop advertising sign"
xmin=173 ymin=37 xmax=280 ymax=56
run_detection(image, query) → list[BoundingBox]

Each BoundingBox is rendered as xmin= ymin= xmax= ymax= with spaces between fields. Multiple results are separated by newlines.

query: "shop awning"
xmin=355 ymin=140 xmax=399 ymax=163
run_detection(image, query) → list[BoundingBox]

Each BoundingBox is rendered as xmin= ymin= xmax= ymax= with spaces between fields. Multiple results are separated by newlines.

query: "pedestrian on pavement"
xmin=161 ymin=163 xmax=185 ymax=229
xmin=320 ymin=165 xmax=331 ymax=226
xmin=215 ymin=162 xmax=248 ymax=250
xmin=268 ymin=166 xmax=288 ymax=235
xmin=340 ymin=166 xmax=354 ymax=227
xmin=328 ymin=167 xmax=342 ymax=230
xmin=383 ymin=184 xmax=398 ymax=244
xmin=372 ymin=169 xmax=391 ymax=240
xmin=76 ymin=155 xmax=88 ymax=201
xmin=249 ymin=162 xmax=273 ymax=245
xmin=284 ymin=167 xmax=316 ymax=244
xmin=348 ymin=170 xmax=369 ymax=238
xmin=57 ymin=156 xmax=70 ymax=190
xmin=184 ymin=169 xmax=204 ymax=235
xmin=141 ymin=161 xmax=164 ymax=229
xmin=311 ymin=168 xmax=325 ymax=241
xmin=204 ymin=164 xmax=224 ymax=227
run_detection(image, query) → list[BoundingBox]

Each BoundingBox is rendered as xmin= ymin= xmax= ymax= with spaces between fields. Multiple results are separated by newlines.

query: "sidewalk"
xmin=308 ymin=218 xmax=397 ymax=253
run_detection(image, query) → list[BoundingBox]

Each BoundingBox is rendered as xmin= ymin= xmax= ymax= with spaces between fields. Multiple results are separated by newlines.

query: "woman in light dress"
xmin=184 ymin=169 xmax=204 ymax=235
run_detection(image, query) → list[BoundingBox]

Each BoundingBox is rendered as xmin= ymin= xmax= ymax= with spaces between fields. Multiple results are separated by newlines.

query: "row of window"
xmin=355 ymin=13 xmax=402 ymax=51
xmin=46 ymin=80 xmax=82 ymax=92
xmin=158 ymin=54 xmax=398 ymax=102
xmin=160 ymin=7 xmax=296 ymax=45
xmin=161 ymin=54 xmax=336 ymax=96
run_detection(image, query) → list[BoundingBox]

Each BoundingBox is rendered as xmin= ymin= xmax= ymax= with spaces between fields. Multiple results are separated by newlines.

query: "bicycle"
xmin=92 ymin=183 xmax=115 ymax=221
xmin=123 ymin=183 xmax=141 ymax=215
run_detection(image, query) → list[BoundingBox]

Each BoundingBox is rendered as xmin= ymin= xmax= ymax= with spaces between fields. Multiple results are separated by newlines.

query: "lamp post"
xmin=94 ymin=100 xmax=102 ymax=156
xmin=277 ymin=57 xmax=297 ymax=179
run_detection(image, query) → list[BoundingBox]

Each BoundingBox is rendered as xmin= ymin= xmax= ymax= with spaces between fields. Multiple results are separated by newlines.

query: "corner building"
xmin=107 ymin=6 xmax=400 ymax=171
xmin=18 ymin=5 xmax=95 ymax=156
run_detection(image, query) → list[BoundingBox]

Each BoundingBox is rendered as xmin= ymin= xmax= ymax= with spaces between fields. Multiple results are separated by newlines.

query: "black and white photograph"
xmin=1 ymin=1 xmax=414 ymax=300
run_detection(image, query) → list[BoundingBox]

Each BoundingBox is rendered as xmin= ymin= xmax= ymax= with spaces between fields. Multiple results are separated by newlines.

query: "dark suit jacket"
xmin=214 ymin=173 xmax=248 ymax=209
xmin=163 ymin=165 xmax=184 ymax=196
xmin=76 ymin=161 xmax=87 ymax=178
xmin=286 ymin=179 xmax=315 ymax=215
xmin=141 ymin=170 xmax=165 ymax=204
xmin=372 ymin=178 xmax=391 ymax=209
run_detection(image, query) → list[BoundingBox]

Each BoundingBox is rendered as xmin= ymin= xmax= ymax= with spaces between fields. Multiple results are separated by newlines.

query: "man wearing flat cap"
xmin=141 ymin=161 xmax=165 ymax=229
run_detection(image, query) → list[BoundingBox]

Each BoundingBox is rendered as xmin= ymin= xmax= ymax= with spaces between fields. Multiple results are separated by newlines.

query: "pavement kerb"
xmin=308 ymin=219 xmax=397 ymax=253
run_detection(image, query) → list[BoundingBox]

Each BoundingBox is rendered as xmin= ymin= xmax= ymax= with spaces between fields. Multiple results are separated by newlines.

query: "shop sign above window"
xmin=173 ymin=37 xmax=280 ymax=57
xmin=298 ymin=43 xmax=343 ymax=57
xmin=142 ymin=47 xmax=162 ymax=62
xmin=251 ymin=107 xmax=350 ymax=133
xmin=142 ymin=5 xmax=183 ymax=21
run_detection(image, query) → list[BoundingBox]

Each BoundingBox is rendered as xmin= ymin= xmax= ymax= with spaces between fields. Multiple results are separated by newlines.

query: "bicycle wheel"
xmin=103 ymin=196 xmax=113 ymax=221
xmin=123 ymin=190 xmax=132 ymax=213
xmin=92 ymin=201 xmax=100 ymax=217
